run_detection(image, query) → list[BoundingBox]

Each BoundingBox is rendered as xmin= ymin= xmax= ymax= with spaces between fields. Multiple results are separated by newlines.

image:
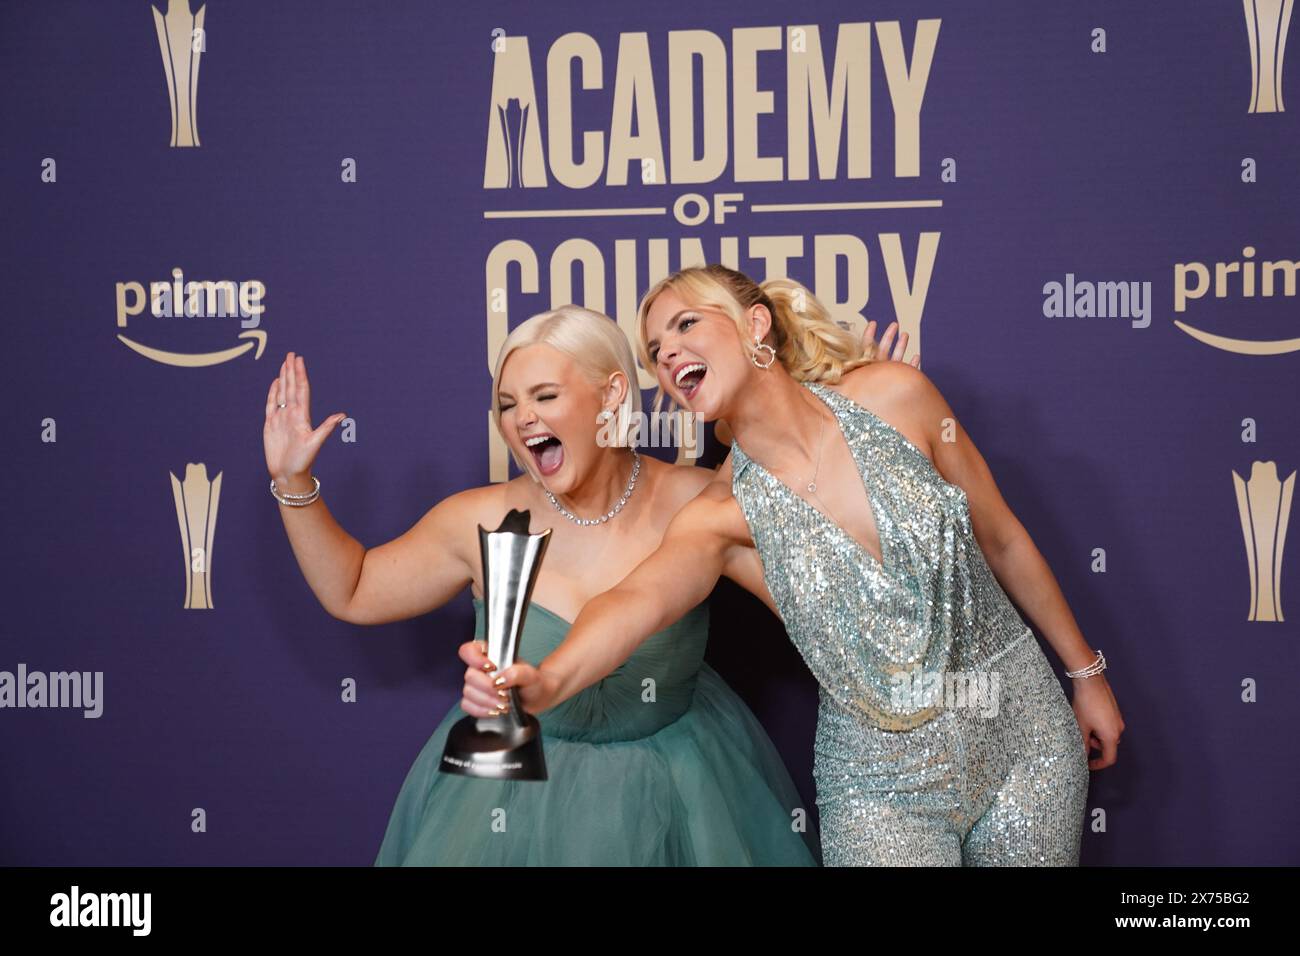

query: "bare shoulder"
xmin=423 ymin=479 xmax=519 ymax=533
xmin=647 ymin=457 xmax=715 ymax=509
xmin=838 ymin=359 xmax=933 ymax=407
xmin=833 ymin=361 xmax=948 ymax=460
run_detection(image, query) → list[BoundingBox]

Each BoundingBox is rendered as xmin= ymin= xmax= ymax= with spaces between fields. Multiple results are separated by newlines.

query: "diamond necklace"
xmin=542 ymin=449 xmax=641 ymax=526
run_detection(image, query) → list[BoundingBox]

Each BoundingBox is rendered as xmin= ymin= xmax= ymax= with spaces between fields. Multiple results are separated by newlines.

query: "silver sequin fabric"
xmin=730 ymin=381 xmax=1089 ymax=865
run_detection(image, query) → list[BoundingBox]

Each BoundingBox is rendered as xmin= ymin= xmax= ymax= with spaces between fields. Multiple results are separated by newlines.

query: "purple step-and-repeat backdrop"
xmin=1 ymin=0 xmax=1297 ymax=865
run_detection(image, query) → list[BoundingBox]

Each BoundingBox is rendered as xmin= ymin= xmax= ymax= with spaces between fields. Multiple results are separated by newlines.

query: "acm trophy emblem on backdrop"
xmin=153 ymin=0 xmax=206 ymax=147
xmin=1233 ymin=461 xmax=1294 ymax=622
xmin=441 ymin=511 xmax=551 ymax=780
xmin=1244 ymin=0 xmax=1293 ymax=113
xmin=171 ymin=463 xmax=221 ymax=609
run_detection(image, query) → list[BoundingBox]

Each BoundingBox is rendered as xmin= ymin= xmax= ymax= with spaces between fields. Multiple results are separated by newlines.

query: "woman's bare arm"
xmin=266 ymin=351 xmax=475 ymax=626
xmin=488 ymin=484 xmax=750 ymax=713
xmin=336 ymin=491 xmax=480 ymax=625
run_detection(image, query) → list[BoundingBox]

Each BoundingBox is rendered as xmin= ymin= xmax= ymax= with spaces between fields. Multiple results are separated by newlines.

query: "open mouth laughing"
xmin=524 ymin=431 xmax=564 ymax=476
xmin=673 ymin=361 xmax=707 ymax=400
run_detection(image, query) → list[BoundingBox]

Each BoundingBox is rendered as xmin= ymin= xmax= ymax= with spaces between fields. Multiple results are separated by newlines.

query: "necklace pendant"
xmin=807 ymin=482 xmax=817 ymax=493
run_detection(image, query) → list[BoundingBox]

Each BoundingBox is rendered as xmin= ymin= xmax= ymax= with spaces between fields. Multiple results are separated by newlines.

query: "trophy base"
xmin=439 ymin=712 xmax=548 ymax=781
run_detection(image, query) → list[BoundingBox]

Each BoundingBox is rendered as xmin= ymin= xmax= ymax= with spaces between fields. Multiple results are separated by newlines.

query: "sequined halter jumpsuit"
xmin=730 ymin=381 xmax=1089 ymax=866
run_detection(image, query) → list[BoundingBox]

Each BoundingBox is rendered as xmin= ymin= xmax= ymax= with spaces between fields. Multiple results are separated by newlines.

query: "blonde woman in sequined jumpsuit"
xmin=461 ymin=264 xmax=1125 ymax=866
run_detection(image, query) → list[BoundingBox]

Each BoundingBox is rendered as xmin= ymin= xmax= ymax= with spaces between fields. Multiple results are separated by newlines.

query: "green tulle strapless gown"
xmin=374 ymin=597 xmax=821 ymax=866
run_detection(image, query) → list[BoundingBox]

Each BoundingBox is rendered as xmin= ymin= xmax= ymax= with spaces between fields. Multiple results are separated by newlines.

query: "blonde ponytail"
xmin=758 ymin=276 xmax=872 ymax=383
xmin=635 ymin=263 xmax=872 ymax=387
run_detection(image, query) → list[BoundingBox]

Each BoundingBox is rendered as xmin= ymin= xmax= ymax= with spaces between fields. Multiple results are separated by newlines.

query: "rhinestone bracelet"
xmin=1065 ymin=649 xmax=1106 ymax=679
xmin=270 ymin=475 xmax=321 ymax=507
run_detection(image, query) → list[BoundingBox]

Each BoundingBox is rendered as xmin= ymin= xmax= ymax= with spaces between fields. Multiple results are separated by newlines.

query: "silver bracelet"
xmin=1066 ymin=649 xmax=1106 ymax=679
xmin=270 ymin=475 xmax=320 ymax=507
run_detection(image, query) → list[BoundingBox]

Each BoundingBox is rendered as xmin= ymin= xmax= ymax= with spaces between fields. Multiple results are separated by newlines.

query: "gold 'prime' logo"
xmin=171 ymin=463 xmax=221 ymax=610
xmin=1172 ymin=246 xmax=1298 ymax=354
xmin=115 ymin=267 xmax=268 ymax=367
xmin=1232 ymin=460 xmax=1295 ymax=621
xmin=1244 ymin=0 xmax=1293 ymax=113
xmin=153 ymin=0 xmax=206 ymax=147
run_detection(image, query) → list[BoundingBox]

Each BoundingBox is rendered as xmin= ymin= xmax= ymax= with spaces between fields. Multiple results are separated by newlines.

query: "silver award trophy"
xmin=440 ymin=509 xmax=550 ymax=780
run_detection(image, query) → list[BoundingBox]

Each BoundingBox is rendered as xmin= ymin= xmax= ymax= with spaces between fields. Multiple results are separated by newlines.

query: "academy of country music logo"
xmin=480 ymin=21 xmax=942 ymax=480
xmin=1244 ymin=0 xmax=1293 ymax=113
xmin=153 ymin=0 xmax=206 ymax=148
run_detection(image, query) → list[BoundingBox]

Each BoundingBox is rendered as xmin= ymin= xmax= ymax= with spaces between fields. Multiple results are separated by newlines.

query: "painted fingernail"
xmin=493 ymin=675 xmax=506 ymax=687
xmin=497 ymin=689 xmax=509 ymax=700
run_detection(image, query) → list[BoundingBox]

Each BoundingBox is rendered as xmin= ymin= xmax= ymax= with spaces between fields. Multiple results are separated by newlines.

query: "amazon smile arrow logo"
xmin=117 ymin=329 xmax=268 ymax=367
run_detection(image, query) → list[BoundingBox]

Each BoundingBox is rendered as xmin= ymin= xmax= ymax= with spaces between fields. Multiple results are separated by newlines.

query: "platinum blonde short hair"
xmin=491 ymin=305 xmax=643 ymax=472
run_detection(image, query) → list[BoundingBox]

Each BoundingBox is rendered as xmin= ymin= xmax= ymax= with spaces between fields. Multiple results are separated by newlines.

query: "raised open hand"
xmin=263 ymin=351 xmax=346 ymax=482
